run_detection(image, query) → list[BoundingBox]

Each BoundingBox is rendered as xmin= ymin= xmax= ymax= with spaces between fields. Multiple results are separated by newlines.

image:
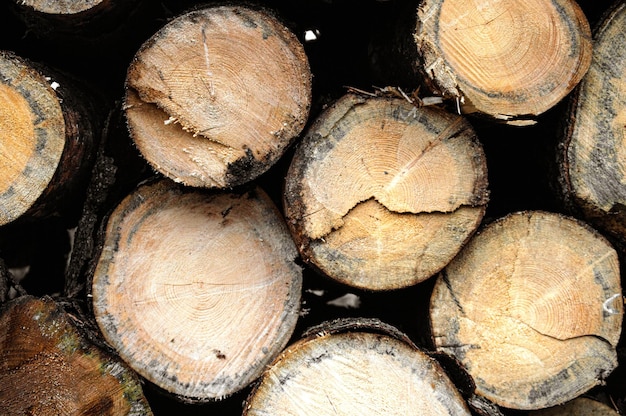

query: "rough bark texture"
xmin=124 ymin=4 xmax=312 ymax=188
xmin=413 ymin=0 xmax=592 ymax=124
xmin=0 ymin=295 xmax=152 ymax=415
xmin=0 ymin=50 xmax=98 ymax=227
xmin=244 ymin=318 xmax=472 ymax=415
xmin=284 ymin=93 xmax=489 ymax=290
xmin=91 ymin=179 xmax=302 ymax=402
xmin=558 ymin=0 xmax=626 ymax=247
xmin=430 ymin=211 xmax=623 ymax=410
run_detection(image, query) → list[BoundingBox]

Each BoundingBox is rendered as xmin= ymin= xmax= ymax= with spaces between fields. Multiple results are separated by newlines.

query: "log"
xmin=64 ymin=102 xmax=151 ymax=299
xmin=244 ymin=318 xmax=472 ymax=415
xmin=430 ymin=211 xmax=623 ymax=410
xmin=0 ymin=50 xmax=98 ymax=227
xmin=532 ymin=397 xmax=619 ymax=415
xmin=8 ymin=0 xmax=141 ymax=36
xmin=0 ymin=295 xmax=152 ymax=415
xmin=557 ymin=0 xmax=626 ymax=247
xmin=283 ymin=93 xmax=489 ymax=290
xmin=124 ymin=4 xmax=312 ymax=188
xmin=91 ymin=179 xmax=302 ymax=402
xmin=411 ymin=0 xmax=592 ymax=124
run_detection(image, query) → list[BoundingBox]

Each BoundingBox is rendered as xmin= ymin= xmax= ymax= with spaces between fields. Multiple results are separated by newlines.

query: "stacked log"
xmin=558 ymin=1 xmax=626 ymax=247
xmin=0 ymin=50 xmax=98 ymax=227
xmin=124 ymin=4 xmax=312 ymax=188
xmin=244 ymin=319 xmax=472 ymax=415
xmin=91 ymin=180 xmax=302 ymax=402
xmin=0 ymin=1 xmax=624 ymax=415
xmin=284 ymin=93 xmax=489 ymax=290
xmin=430 ymin=211 xmax=623 ymax=410
xmin=0 ymin=295 xmax=152 ymax=415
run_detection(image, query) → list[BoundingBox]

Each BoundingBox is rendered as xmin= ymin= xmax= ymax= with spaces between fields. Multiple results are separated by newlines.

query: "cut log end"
xmin=560 ymin=1 xmax=626 ymax=246
xmin=245 ymin=320 xmax=472 ymax=415
xmin=16 ymin=0 xmax=106 ymax=14
xmin=92 ymin=180 xmax=302 ymax=401
xmin=0 ymin=295 xmax=152 ymax=415
xmin=124 ymin=5 xmax=312 ymax=188
xmin=430 ymin=211 xmax=623 ymax=410
xmin=0 ymin=51 xmax=66 ymax=226
xmin=533 ymin=397 xmax=620 ymax=415
xmin=415 ymin=0 xmax=592 ymax=122
xmin=284 ymin=93 xmax=488 ymax=290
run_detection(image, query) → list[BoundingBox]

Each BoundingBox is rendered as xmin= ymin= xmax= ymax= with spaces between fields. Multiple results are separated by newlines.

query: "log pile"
xmin=0 ymin=0 xmax=624 ymax=415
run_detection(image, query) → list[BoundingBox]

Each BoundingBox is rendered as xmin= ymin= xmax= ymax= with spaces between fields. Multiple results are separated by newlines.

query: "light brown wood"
xmin=558 ymin=1 xmax=626 ymax=246
xmin=414 ymin=0 xmax=592 ymax=124
xmin=0 ymin=51 xmax=96 ymax=226
xmin=17 ymin=0 xmax=107 ymax=14
xmin=532 ymin=397 xmax=619 ymax=416
xmin=284 ymin=93 xmax=488 ymax=290
xmin=430 ymin=211 xmax=623 ymax=410
xmin=91 ymin=179 xmax=302 ymax=401
xmin=0 ymin=295 xmax=152 ymax=415
xmin=125 ymin=5 xmax=311 ymax=188
xmin=244 ymin=319 xmax=472 ymax=415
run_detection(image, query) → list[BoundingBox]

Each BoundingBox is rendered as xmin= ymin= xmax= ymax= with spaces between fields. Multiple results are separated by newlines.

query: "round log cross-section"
xmin=125 ymin=5 xmax=312 ymax=188
xmin=414 ymin=0 xmax=592 ymax=124
xmin=430 ymin=211 xmax=623 ymax=410
xmin=16 ymin=0 xmax=110 ymax=14
xmin=92 ymin=180 xmax=302 ymax=401
xmin=532 ymin=397 xmax=620 ymax=416
xmin=559 ymin=1 xmax=626 ymax=246
xmin=284 ymin=93 xmax=489 ymax=290
xmin=0 ymin=50 xmax=96 ymax=226
xmin=244 ymin=320 xmax=472 ymax=415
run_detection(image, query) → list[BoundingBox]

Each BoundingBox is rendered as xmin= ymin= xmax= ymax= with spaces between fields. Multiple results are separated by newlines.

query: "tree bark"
xmin=411 ymin=0 xmax=592 ymax=125
xmin=0 ymin=51 xmax=99 ymax=227
xmin=430 ymin=211 xmax=623 ymax=410
xmin=244 ymin=318 xmax=472 ymax=415
xmin=91 ymin=179 xmax=302 ymax=402
xmin=124 ymin=4 xmax=312 ymax=189
xmin=0 ymin=295 xmax=152 ymax=415
xmin=284 ymin=93 xmax=489 ymax=291
xmin=557 ymin=0 xmax=626 ymax=248
xmin=64 ymin=102 xmax=151 ymax=299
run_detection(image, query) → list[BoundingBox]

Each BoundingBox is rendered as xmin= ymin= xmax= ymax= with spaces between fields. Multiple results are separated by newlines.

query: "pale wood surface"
xmin=284 ymin=93 xmax=488 ymax=290
xmin=532 ymin=397 xmax=619 ymax=416
xmin=415 ymin=0 xmax=592 ymax=123
xmin=125 ymin=5 xmax=311 ymax=188
xmin=245 ymin=324 xmax=471 ymax=415
xmin=430 ymin=211 xmax=623 ymax=410
xmin=17 ymin=0 xmax=105 ymax=14
xmin=92 ymin=180 xmax=302 ymax=401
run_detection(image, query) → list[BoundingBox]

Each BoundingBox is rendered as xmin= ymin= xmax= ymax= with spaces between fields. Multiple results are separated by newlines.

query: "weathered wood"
xmin=91 ymin=179 xmax=302 ymax=401
xmin=0 ymin=295 xmax=152 ymax=415
xmin=532 ymin=397 xmax=620 ymax=415
xmin=9 ymin=0 xmax=141 ymax=36
xmin=0 ymin=50 xmax=98 ymax=227
xmin=244 ymin=318 xmax=472 ymax=415
xmin=284 ymin=93 xmax=488 ymax=290
xmin=413 ymin=0 xmax=592 ymax=124
xmin=64 ymin=103 xmax=151 ymax=299
xmin=558 ymin=0 xmax=626 ymax=247
xmin=430 ymin=211 xmax=623 ymax=410
xmin=124 ymin=4 xmax=312 ymax=188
